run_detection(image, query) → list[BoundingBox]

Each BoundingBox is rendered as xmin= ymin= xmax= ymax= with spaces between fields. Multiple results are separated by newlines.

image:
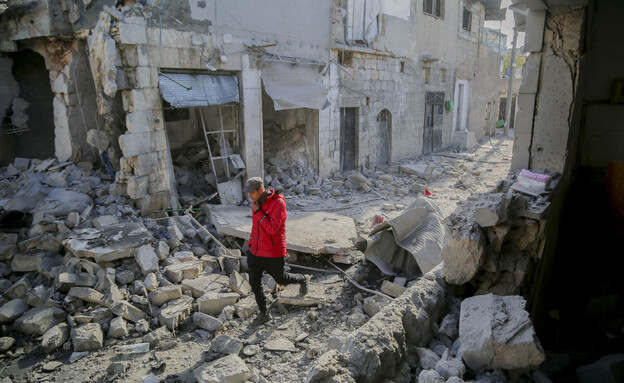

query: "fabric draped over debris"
xmin=357 ymin=197 xmax=445 ymax=277
xmin=260 ymin=62 xmax=329 ymax=110
xmin=158 ymin=73 xmax=239 ymax=107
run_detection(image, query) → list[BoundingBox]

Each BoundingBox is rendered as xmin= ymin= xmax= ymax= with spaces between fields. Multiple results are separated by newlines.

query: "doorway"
xmin=377 ymin=109 xmax=391 ymax=167
xmin=340 ymin=107 xmax=357 ymax=172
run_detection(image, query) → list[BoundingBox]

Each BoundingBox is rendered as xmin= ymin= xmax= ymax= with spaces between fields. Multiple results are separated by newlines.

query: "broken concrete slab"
xmin=193 ymin=354 xmax=252 ymax=383
xmin=0 ymin=299 xmax=30 ymax=323
xmin=233 ymin=296 xmax=257 ymax=319
xmin=181 ymin=273 xmax=229 ymax=298
xmin=211 ymin=334 xmax=243 ymax=355
xmin=42 ymin=323 xmax=70 ymax=353
xmin=265 ymin=338 xmax=296 ymax=352
xmin=33 ymin=188 xmax=92 ymax=217
xmin=11 ymin=252 xmax=46 ymax=272
xmin=110 ymin=301 xmax=147 ymax=323
xmin=159 ymin=295 xmax=193 ymax=330
xmin=197 ymin=292 xmax=240 ymax=316
xmin=458 ymin=294 xmax=545 ymax=371
xmin=63 ymin=223 xmax=153 ymax=263
xmin=15 ymin=306 xmax=66 ymax=335
xmin=164 ymin=261 xmax=203 ymax=283
xmin=207 ymin=205 xmax=357 ymax=254
xmin=149 ymin=285 xmax=182 ymax=307
xmin=475 ymin=193 xmax=510 ymax=228
xmin=67 ymin=287 xmax=105 ymax=305
xmin=2 ymin=178 xmax=46 ymax=213
xmin=193 ymin=312 xmax=223 ymax=331
xmin=108 ymin=316 xmax=128 ymax=338
xmin=72 ymin=323 xmax=104 ymax=352
xmin=399 ymin=163 xmax=442 ymax=179
xmin=134 ymin=244 xmax=159 ymax=275
xmin=275 ymin=282 xmax=326 ymax=307
xmin=229 ymin=271 xmax=251 ymax=296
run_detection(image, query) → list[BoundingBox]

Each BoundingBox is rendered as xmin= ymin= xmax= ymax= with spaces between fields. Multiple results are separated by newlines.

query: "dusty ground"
xmin=0 ymin=133 xmax=513 ymax=383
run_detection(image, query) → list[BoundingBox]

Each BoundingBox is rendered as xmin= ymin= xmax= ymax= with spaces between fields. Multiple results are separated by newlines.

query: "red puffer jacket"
xmin=248 ymin=190 xmax=287 ymax=258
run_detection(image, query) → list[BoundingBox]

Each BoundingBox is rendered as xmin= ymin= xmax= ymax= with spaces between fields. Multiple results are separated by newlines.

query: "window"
xmin=462 ymin=7 xmax=472 ymax=31
xmin=162 ymin=100 xmax=190 ymax=122
xmin=423 ymin=67 xmax=431 ymax=84
xmin=424 ymin=0 xmax=444 ymax=18
xmin=400 ymin=61 xmax=405 ymax=73
xmin=440 ymin=68 xmax=447 ymax=82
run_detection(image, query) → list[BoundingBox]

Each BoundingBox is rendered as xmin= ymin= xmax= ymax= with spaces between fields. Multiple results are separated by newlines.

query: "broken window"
xmin=423 ymin=0 xmax=444 ymax=18
xmin=463 ymin=7 xmax=472 ymax=31
xmin=163 ymin=100 xmax=190 ymax=122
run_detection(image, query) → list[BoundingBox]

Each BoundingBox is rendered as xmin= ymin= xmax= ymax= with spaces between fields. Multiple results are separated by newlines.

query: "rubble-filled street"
xmin=0 ymin=134 xmax=551 ymax=383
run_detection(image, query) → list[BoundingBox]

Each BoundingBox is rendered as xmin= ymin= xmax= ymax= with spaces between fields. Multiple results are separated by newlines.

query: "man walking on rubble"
xmin=244 ymin=176 xmax=310 ymax=326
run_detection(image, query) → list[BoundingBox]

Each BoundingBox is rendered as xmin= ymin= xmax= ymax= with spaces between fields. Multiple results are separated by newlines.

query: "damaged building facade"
xmin=0 ymin=0 xmax=504 ymax=213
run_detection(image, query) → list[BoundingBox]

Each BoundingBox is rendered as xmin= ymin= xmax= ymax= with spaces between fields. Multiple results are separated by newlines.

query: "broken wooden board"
xmin=206 ymin=205 xmax=357 ymax=254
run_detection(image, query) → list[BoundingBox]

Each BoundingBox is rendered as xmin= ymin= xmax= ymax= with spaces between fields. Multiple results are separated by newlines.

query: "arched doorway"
xmin=377 ymin=109 xmax=391 ymax=167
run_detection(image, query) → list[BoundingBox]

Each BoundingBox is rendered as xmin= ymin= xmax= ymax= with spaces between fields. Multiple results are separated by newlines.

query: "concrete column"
xmin=240 ymin=53 xmax=263 ymax=179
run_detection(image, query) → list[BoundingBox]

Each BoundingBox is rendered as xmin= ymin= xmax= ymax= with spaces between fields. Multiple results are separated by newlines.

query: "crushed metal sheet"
xmin=261 ymin=62 xmax=329 ymax=110
xmin=158 ymin=73 xmax=239 ymax=107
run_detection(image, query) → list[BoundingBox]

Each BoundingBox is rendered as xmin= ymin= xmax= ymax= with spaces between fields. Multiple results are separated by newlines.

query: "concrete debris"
xmin=108 ymin=316 xmax=129 ymax=338
xmin=264 ymin=338 xmax=296 ymax=352
xmin=158 ymin=295 xmax=193 ymax=330
xmin=198 ymin=292 xmax=240 ymax=316
xmin=15 ymin=307 xmax=66 ymax=335
xmin=0 ymin=299 xmax=30 ymax=323
xmin=41 ymin=323 xmax=69 ymax=354
xmin=193 ymin=312 xmax=223 ymax=331
xmin=71 ymin=322 xmax=104 ymax=352
xmin=134 ymin=245 xmax=159 ymax=275
xmin=149 ymin=285 xmax=182 ymax=307
xmin=117 ymin=343 xmax=149 ymax=354
xmin=233 ymin=296 xmax=258 ymax=319
xmin=210 ymin=334 xmax=243 ymax=355
xmin=441 ymin=222 xmax=485 ymax=285
xmin=229 ymin=271 xmax=251 ymax=296
xmin=380 ymin=280 xmax=407 ymax=298
xmin=458 ymin=294 xmax=545 ymax=371
xmin=207 ymin=205 xmax=357 ymax=254
xmin=194 ymin=354 xmax=252 ymax=383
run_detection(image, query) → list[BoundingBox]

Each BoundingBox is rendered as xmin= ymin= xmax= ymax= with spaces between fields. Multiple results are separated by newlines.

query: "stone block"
xmin=25 ymin=285 xmax=53 ymax=307
xmin=164 ymin=261 xmax=203 ymax=283
xmin=127 ymin=175 xmax=149 ymax=199
xmin=55 ymin=272 xmax=97 ymax=290
xmin=233 ymin=296 xmax=257 ymax=319
xmin=136 ymin=66 xmax=157 ymax=88
xmin=0 ymin=299 xmax=30 ymax=323
xmin=119 ymin=131 xmax=167 ymax=157
xmin=459 ymin=294 xmax=545 ymax=371
xmin=158 ymin=295 xmax=193 ymax=330
xmin=6 ymin=277 xmax=31 ymax=299
xmin=173 ymin=251 xmax=196 ymax=262
xmin=380 ymin=280 xmax=407 ymax=298
xmin=197 ymin=292 xmax=240 ymax=316
xmin=15 ymin=307 xmax=66 ymax=335
xmin=181 ymin=274 xmax=229 ymax=298
xmin=149 ymin=285 xmax=182 ymax=307
xmin=116 ymin=270 xmax=135 ymax=285
xmin=122 ymin=88 xmax=161 ymax=112
xmin=193 ymin=354 xmax=252 ymax=383
xmin=110 ymin=301 xmax=147 ymax=323
xmin=156 ymin=240 xmax=170 ymax=260
xmin=475 ymin=193 xmax=510 ymax=228
xmin=108 ymin=316 xmax=128 ymax=339
xmin=71 ymin=323 xmax=104 ymax=352
xmin=211 ymin=334 xmax=243 ymax=355
xmin=192 ymin=312 xmax=223 ymax=331
xmin=118 ymin=22 xmax=147 ymax=45
xmin=134 ymin=244 xmax=159 ymax=275
xmin=142 ymin=325 xmax=173 ymax=348
xmin=441 ymin=223 xmax=485 ymax=285
xmin=229 ymin=271 xmax=251 ymax=296
xmin=67 ymin=287 xmax=105 ymax=305
xmin=42 ymin=323 xmax=69 ymax=353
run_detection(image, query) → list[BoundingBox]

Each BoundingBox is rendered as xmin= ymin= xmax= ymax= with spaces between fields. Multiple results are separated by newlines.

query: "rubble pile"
xmin=306 ymin=266 xmax=546 ymax=383
xmin=442 ymin=169 xmax=558 ymax=296
xmin=0 ymin=157 xmax=298 ymax=362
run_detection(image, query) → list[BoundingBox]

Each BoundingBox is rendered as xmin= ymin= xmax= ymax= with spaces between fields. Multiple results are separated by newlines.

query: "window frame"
xmin=462 ymin=7 xmax=472 ymax=31
xmin=423 ymin=0 xmax=445 ymax=19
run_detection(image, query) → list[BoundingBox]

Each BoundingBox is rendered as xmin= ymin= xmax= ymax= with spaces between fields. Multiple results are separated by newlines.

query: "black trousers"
xmin=247 ymin=251 xmax=305 ymax=313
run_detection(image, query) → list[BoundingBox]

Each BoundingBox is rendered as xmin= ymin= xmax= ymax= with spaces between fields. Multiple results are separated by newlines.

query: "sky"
xmin=484 ymin=0 xmax=526 ymax=49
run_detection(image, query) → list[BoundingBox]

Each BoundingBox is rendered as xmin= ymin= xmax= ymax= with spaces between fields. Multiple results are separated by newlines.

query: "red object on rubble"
xmin=425 ymin=188 xmax=433 ymax=197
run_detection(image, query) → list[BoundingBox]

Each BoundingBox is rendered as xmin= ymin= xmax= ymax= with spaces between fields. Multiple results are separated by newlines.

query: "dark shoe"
xmin=251 ymin=311 xmax=272 ymax=326
xmin=299 ymin=275 xmax=311 ymax=296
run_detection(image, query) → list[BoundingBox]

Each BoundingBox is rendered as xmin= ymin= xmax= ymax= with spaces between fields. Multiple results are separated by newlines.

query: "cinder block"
xmin=118 ymin=23 xmax=147 ymax=45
